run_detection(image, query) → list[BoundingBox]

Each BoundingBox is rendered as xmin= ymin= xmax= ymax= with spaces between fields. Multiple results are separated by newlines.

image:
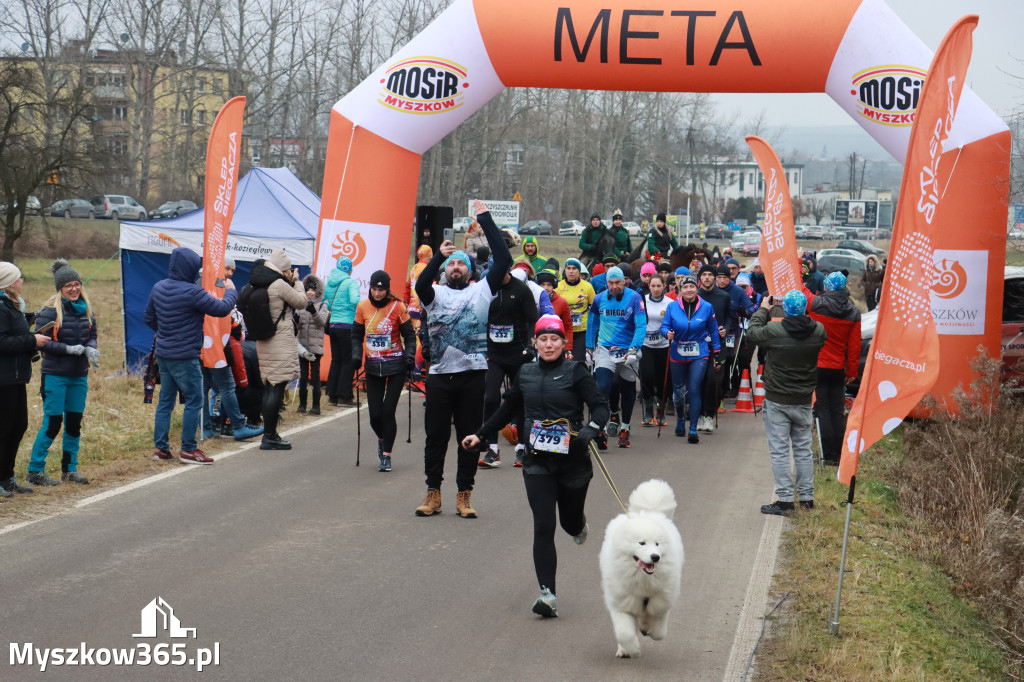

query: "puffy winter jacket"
xmin=144 ymin=248 xmax=237 ymax=360
xmin=486 ymin=276 xmax=538 ymax=366
xmin=294 ymin=274 xmax=330 ymax=356
xmin=0 ymin=294 xmax=37 ymax=387
xmin=36 ymin=299 xmax=97 ymax=377
xmin=252 ymin=253 xmax=306 ymax=385
xmin=661 ymin=296 xmax=721 ymax=363
xmin=807 ymin=288 xmax=862 ymax=377
xmin=323 ymin=260 xmax=361 ymax=325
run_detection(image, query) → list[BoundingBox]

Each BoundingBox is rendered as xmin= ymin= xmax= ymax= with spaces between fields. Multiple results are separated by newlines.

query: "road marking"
xmin=722 ymin=513 xmax=785 ymax=682
xmin=0 ymin=406 xmax=360 ymax=535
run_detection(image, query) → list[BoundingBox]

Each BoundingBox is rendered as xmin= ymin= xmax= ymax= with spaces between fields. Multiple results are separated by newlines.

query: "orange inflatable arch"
xmin=314 ymin=0 xmax=1010 ymax=408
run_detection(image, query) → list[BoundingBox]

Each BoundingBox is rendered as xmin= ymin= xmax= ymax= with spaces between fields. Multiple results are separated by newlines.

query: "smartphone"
xmin=443 ymin=227 xmax=454 ymax=244
xmin=37 ymin=321 xmax=55 ymax=334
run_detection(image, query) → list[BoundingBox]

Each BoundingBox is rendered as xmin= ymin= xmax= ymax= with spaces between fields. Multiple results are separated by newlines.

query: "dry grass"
xmin=0 ymin=254 xmax=254 ymax=522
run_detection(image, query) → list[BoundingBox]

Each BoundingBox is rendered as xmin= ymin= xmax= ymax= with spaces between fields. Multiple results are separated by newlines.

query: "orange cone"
xmin=732 ymin=369 xmax=755 ymax=413
xmin=753 ymin=365 xmax=765 ymax=409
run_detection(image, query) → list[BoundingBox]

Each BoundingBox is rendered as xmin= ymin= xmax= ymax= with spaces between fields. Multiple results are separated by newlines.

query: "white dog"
xmin=599 ymin=479 xmax=684 ymax=658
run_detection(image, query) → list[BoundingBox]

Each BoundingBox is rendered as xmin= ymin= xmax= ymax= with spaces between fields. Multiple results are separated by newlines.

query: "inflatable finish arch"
xmin=315 ymin=0 xmax=1010 ymax=406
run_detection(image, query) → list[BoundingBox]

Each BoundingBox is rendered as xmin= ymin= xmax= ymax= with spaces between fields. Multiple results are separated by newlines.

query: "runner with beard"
xmin=412 ymin=201 xmax=512 ymax=519
xmin=556 ymin=258 xmax=595 ymax=357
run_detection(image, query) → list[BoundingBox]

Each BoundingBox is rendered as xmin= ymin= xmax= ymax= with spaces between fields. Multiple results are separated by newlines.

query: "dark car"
xmin=704 ymin=224 xmax=731 ymax=239
xmin=816 ymin=254 xmax=867 ymax=277
xmin=836 ymin=239 xmax=886 ymax=256
xmin=50 ymin=199 xmax=95 ymax=219
xmin=520 ymin=219 xmax=552 ymax=235
xmin=151 ymin=200 xmax=199 ymax=219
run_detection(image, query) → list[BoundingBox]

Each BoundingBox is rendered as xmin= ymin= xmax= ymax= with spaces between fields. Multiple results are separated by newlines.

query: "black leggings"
xmin=484 ymin=361 xmax=524 ymax=445
xmin=523 ymin=472 xmax=590 ymax=595
xmin=365 ymin=373 xmax=404 ymax=452
xmin=327 ymin=327 xmax=354 ymax=400
xmin=261 ymin=381 xmax=288 ymax=439
xmin=639 ymin=345 xmax=670 ymax=405
xmin=0 ymin=384 xmax=28 ymax=480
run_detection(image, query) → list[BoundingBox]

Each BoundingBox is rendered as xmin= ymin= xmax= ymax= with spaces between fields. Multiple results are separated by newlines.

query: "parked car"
xmin=453 ymin=216 xmax=473 ymax=233
xmin=50 ymin=199 xmax=95 ymax=219
xmin=817 ymin=248 xmax=867 ymax=260
xmin=732 ymin=231 xmax=761 ymax=251
xmin=836 ymin=239 xmax=886 ymax=256
xmin=150 ymin=200 xmax=198 ymax=219
xmin=739 ymin=232 xmax=762 ymax=256
xmin=793 ymin=226 xmax=808 ymax=239
xmin=559 ymin=219 xmax=585 ymax=236
xmin=623 ymin=221 xmax=642 ymax=237
xmin=804 ymin=226 xmax=825 ymax=240
xmin=90 ymin=194 xmax=148 ymax=221
xmin=520 ymin=219 xmax=552 ymax=235
xmin=816 ymin=254 xmax=867 ymax=277
xmin=852 ymin=266 xmax=1024 ymax=396
xmin=1009 ymin=229 xmax=1024 ymax=241
xmin=0 ymin=196 xmax=42 ymax=215
xmin=704 ymin=223 xmax=731 ymax=239
xmin=821 ymin=226 xmax=845 ymax=240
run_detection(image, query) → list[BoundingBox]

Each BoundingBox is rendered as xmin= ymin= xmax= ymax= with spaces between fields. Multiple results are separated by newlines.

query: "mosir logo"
xmin=332 ymin=229 xmax=367 ymax=267
xmin=931 ymin=250 xmax=986 ymax=335
xmin=379 ymin=57 xmax=468 ymax=114
xmin=852 ymin=65 xmax=926 ymax=127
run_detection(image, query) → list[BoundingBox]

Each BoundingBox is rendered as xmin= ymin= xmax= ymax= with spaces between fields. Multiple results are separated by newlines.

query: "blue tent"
xmin=119 ymin=167 xmax=320 ymax=369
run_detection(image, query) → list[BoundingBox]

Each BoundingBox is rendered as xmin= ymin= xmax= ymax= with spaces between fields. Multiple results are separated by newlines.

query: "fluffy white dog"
xmin=599 ymin=479 xmax=684 ymax=658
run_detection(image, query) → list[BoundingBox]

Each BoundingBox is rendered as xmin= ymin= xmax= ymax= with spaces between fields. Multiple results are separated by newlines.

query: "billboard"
xmin=835 ymin=199 xmax=879 ymax=227
xmin=469 ymin=199 xmax=520 ymax=231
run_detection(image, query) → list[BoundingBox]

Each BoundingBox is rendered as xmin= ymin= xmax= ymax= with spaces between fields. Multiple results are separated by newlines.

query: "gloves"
xmin=585 ymin=348 xmax=594 ymax=368
xmin=522 ymin=347 xmax=537 ymax=363
xmin=65 ymin=344 xmax=86 ymax=356
xmin=404 ymin=353 xmax=416 ymax=372
xmin=305 ymin=301 xmax=317 ymax=315
xmin=84 ymin=347 xmax=100 ymax=367
xmin=352 ymin=355 xmax=363 ymax=370
xmin=302 ymin=350 xmax=316 ymax=361
xmin=576 ymin=425 xmax=598 ymax=448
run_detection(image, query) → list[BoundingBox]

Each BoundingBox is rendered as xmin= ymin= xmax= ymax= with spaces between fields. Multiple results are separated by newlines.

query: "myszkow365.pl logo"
xmin=9 ymin=597 xmax=220 ymax=672
xmin=379 ymin=56 xmax=468 ymax=114
xmin=852 ymin=64 xmax=926 ymax=127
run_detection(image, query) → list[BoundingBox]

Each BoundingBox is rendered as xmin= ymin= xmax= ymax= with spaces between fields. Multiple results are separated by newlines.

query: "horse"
xmin=630 ymin=243 xmax=699 ymax=276
xmin=579 ymin=233 xmax=619 ymax=269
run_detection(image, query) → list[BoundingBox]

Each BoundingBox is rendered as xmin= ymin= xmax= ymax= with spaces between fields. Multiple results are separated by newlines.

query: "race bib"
xmin=530 ymin=420 xmax=570 ymax=454
xmin=725 ymin=333 xmax=736 ymax=349
xmin=646 ymin=331 xmax=662 ymax=344
xmin=677 ymin=341 xmax=699 ymax=357
xmin=570 ymin=311 xmax=582 ymax=327
xmin=366 ymin=333 xmax=391 ymax=352
xmin=609 ymin=347 xmax=629 ymax=361
xmin=489 ymin=324 xmax=514 ymax=343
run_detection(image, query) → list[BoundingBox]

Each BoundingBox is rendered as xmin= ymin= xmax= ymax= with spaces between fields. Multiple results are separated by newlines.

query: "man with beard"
xmin=413 ymin=201 xmax=512 ymax=519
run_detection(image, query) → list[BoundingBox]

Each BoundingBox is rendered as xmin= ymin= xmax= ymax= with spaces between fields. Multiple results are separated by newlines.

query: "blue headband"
xmin=444 ymin=250 xmax=472 ymax=270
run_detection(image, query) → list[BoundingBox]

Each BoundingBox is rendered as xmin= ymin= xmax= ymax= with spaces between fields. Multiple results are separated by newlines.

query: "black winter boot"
xmin=297 ymin=388 xmax=307 ymax=414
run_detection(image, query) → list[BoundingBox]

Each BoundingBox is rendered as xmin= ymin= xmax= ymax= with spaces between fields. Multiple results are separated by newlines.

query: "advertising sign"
xmin=469 ymin=200 xmax=520 ymax=231
xmin=835 ymin=199 xmax=879 ymax=227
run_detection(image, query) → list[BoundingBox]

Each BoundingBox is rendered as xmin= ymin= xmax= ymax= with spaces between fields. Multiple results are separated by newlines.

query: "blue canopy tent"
xmin=118 ymin=167 xmax=320 ymax=370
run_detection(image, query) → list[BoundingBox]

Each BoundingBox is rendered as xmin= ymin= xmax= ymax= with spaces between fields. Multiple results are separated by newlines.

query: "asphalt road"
xmin=2 ymin=396 xmax=777 ymax=681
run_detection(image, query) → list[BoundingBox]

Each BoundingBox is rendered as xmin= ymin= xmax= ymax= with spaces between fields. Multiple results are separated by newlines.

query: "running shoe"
xmin=617 ymin=429 xmax=630 ymax=448
xmin=532 ymin=587 xmax=557 ymax=618
xmin=606 ymin=412 xmax=620 ymax=437
xmin=478 ymin=450 xmax=501 ymax=468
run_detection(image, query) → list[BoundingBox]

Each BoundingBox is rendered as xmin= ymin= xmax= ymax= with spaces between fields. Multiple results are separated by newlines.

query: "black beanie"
xmin=699 ymin=264 xmax=717 ymax=277
xmin=369 ymin=270 xmax=391 ymax=290
xmin=656 ymin=213 xmax=667 ymax=222
xmin=716 ymin=264 xmax=730 ymax=277
xmin=476 ymin=246 xmax=490 ymax=262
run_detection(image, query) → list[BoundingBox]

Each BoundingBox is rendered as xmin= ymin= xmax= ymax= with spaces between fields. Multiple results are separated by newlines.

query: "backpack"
xmin=236 ymin=279 xmax=286 ymax=341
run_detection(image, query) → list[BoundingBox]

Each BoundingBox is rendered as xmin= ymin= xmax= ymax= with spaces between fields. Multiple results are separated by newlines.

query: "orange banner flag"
xmin=200 ymin=96 xmax=246 ymax=369
xmin=839 ymin=16 xmax=978 ymax=485
xmin=745 ymin=136 xmax=802 ymax=297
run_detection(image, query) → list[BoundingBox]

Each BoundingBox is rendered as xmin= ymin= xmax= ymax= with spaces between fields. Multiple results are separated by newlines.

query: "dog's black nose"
xmin=650 ymin=554 xmax=660 ymax=563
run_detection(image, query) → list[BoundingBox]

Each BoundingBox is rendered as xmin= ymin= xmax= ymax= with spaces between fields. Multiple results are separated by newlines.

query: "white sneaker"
xmin=698 ymin=416 xmax=713 ymax=432
xmin=532 ymin=587 xmax=557 ymax=618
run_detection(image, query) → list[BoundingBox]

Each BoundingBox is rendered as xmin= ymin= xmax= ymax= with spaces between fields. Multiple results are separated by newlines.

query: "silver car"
xmin=90 ymin=194 xmax=148 ymax=221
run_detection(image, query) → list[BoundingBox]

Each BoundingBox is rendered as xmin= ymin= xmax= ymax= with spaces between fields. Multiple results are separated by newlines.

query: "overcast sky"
xmin=714 ymin=0 xmax=1023 ymax=129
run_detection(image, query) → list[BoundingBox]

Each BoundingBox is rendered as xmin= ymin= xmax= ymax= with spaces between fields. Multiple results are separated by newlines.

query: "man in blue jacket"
xmin=145 ymin=247 xmax=237 ymax=465
xmin=586 ymin=266 xmax=647 ymax=448
xmin=324 ymin=256 xmax=362 ymax=406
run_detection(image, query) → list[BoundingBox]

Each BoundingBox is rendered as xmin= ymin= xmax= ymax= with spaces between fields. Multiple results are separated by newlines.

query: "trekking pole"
xmin=355 ymin=370 xmax=361 ymax=466
xmin=815 ymin=416 xmax=824 ymax=469
xmin=406 ymin=374 xmax=413 ymax=444
xmin=657 ymin=347 xmax=671 ymax=438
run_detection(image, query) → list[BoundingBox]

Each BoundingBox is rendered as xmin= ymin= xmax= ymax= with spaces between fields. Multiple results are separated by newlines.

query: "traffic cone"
xmin=732 ymin=369 xmax=755 ymax=413
xmin=752 ymin=365 xmax=765 ymax=409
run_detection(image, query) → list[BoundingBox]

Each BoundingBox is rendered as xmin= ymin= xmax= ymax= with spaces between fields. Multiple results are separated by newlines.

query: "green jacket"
xmin=746 ymin=307 xmax=826 ymax=405
xmin=516 ymin=236 xmax=547 ymax=274
xmin=646 ymin=226 xmax=679 ymax=257
xmin=578 ymin=224 xmax=606 ymax=254
xmin=607 ymin=225 xmax=632 ymax=260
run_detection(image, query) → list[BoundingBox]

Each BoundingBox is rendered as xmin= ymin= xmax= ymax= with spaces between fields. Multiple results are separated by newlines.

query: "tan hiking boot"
xmin=415 ymin=488 xmax=442 ymax=516
xmin=456 ymin=489 xmax=477 ymax=518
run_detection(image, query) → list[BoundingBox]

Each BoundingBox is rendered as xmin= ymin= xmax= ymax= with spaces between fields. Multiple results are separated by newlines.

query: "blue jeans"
xmin=202 ymin=365 xmax=246 ymax=431
xmin=154 ymin=358 xmax=203 ymax=452
xmin=762 ymin=399 xmax=814 ymax=503
xmin=29 ymin=375 xmax=88 ymax=472
xmin=670 ymin=358 xmax=707 ymax=432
